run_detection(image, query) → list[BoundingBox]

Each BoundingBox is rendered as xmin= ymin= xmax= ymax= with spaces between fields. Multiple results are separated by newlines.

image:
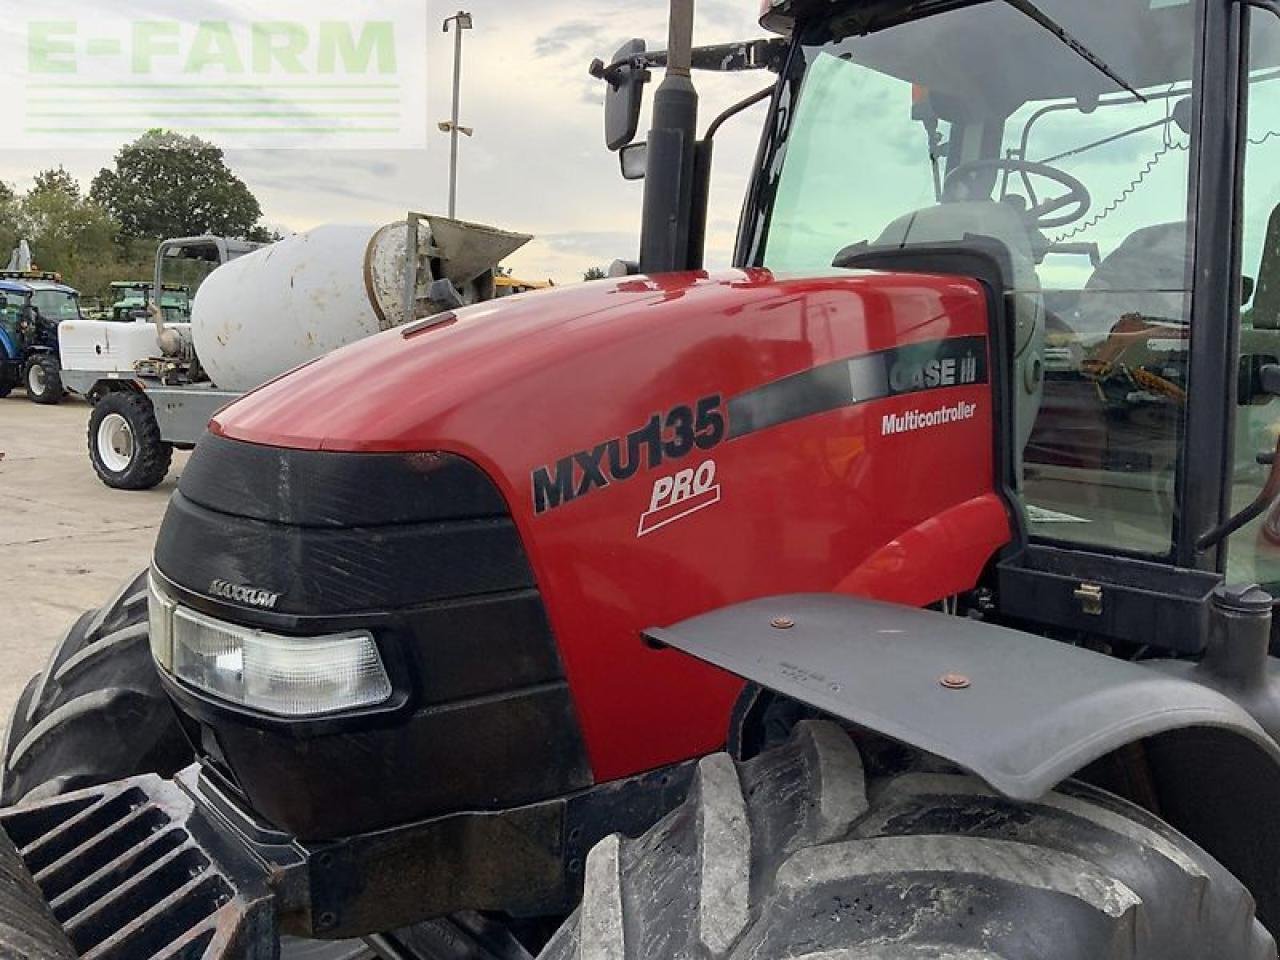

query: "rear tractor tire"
xmin=24 ymin=354 xmax=62 ymax=405
xmin=87 ymin=391 xmax=173 ymax=490
xmin=0 ymin=570 xmax=190 ymax=807
xmin=540 ymin=720 xmax=1276 ymax=960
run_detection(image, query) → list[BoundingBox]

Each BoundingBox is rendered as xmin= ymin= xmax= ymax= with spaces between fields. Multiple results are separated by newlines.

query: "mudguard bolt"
xmin=940 ymin=673 xmax=971 ymax=690
xmin=771 ymin=617 xmax=795 ymax=629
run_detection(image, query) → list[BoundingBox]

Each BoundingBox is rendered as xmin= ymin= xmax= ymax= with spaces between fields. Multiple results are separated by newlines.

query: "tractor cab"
xmin=109 ymin=281 xmax=193 ymax=323
xmin=606 ymin=0 xmax=1280 ymax=647
xmin=0 ymin=277 xmax=80 ymax=403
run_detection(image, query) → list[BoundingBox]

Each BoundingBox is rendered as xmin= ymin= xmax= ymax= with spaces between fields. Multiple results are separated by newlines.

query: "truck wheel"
xmin=0 ymin=570 xmax=190 ymax=807
xmin=88 ymin=391 xmax=173 ymax=490
xmin=24 ymin=354 xmax=62 ymax=405
xmin=540 ymin=721 xmax=1276 ymax=960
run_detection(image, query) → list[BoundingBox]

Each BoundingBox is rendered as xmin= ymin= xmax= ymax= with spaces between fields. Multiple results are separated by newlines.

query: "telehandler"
xmin=6 ymin=0 xmax=1280 ymax=957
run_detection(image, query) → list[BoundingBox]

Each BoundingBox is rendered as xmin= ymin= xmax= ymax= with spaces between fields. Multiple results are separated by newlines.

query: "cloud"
xmin=543 ymin=230 xmax=637 ymax=256
xmin=534 ymin=20 xmax=607 ymax=59
xmin=700 ymin=1 xmax=750 ymax=29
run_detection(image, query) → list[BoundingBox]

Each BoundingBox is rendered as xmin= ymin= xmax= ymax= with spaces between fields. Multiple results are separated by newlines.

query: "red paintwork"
xmin=214 ymin=270 xmax=1010 ymax=781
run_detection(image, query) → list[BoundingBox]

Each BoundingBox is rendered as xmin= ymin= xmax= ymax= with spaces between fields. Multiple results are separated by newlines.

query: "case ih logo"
xmin=639 ymin=460 xmax=721 ymax=537
xmin=209 ymin=579 xmax=281 ymax=610
xmin=889 ymin=354 xmax=982 ymax=392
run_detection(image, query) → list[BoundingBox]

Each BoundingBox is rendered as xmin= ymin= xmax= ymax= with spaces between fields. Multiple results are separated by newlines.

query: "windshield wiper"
xmin=1003 ymin=0 xmax=1147 ymax=103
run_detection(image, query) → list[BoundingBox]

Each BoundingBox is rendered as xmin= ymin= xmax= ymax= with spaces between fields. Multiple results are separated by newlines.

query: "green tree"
xmin=90 ymin=130 xmax=267 ymax=240
xmin=18 ymin=167 xmax=117 ymax=281
xmin=583 ymin=266 xmax=608 ymax=281
xmin=0 ymin=181 xmax=22 ymax=261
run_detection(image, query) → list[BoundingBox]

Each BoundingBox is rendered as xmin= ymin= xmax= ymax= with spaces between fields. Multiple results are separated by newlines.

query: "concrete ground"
xmin=0 ymin=393 xmax=189 ymax=726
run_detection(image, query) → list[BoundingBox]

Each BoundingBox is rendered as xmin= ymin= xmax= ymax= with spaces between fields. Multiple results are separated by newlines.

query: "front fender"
xmin=646 ymin=594 xmax=1280 ymax=801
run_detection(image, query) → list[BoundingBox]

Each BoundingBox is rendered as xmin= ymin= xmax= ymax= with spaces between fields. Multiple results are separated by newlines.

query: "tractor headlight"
xmin=147 ymin=576 xmax=392 ymax=717
xmin=148 ymin=573 xmax=175 ymax=670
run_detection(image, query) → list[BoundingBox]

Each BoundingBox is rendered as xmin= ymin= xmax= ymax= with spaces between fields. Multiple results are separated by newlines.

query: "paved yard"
xmin=0 ymin=393 xmax=189 ymax=726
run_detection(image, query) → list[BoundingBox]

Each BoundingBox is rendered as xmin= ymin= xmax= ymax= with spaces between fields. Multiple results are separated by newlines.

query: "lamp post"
xmin=440 ymin=11 xmax=473 ymax=219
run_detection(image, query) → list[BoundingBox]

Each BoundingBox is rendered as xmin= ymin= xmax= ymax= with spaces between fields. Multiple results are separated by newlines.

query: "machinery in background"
xmin=58 ymin=215 xmax=530 ymax=489
xmin=0 ymin=272 xmax=82 ymax=405
xmin=108 ymin=281 xmax=193 ymax=324
xmin=494 ymin=273 xmax=554 ymax=297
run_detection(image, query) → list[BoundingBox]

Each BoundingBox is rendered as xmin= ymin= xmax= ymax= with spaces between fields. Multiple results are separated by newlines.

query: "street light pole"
xmin=441 ymin=11 xmax=473 ymax=219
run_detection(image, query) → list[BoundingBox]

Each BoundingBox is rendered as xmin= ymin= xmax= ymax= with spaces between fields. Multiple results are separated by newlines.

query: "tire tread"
xmin=87 ymin=392 xmax=173 ymax=490
xmin=1 ymin=570 xmax=187 ymax=806
xmin=540 ymin=721 xmax=1277 ymax=960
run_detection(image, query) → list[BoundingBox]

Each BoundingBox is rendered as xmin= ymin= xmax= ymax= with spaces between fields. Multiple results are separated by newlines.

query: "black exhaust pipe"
xmin=639 ymin=0 xmax=699 ymax=275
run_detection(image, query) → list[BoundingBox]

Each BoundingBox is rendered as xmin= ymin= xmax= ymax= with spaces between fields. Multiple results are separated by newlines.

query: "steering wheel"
xmin=942 ymin=158 xmax=1091 ymax=231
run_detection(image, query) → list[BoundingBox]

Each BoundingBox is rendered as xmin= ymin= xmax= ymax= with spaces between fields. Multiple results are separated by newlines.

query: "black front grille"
xmin=157 ymin=434 xmax=534 ymax=617
xmin=156 ymin=492 xmax=533 ymax=616
xmin=180 ymin=433 xmax=508 ymax=527
xmin=151 ymin=435 xmax=592 ymax=842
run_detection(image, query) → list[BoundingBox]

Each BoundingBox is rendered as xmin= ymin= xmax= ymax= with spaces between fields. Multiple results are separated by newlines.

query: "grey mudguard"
xmin=645 ymin=594 xmax=1280 ymax=801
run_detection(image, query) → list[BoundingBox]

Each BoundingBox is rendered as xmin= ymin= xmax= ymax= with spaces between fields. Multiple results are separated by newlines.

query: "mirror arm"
xmin=1198 ymin=433 xmax=1280 ymax=552
xmin=592 ymin=37 xmax=785 ymax=84
xmin=705 ymin=85 xmax=775 ymax=142
xmin=589 ymin=55 xmax=649 ymax=87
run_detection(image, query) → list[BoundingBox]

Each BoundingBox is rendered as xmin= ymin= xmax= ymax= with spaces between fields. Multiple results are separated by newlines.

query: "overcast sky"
xmin=0 ymin=1 xmax=773 ymax=283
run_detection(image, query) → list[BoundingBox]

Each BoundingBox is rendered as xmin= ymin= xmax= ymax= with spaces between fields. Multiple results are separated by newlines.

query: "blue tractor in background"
xmin=0 ymin=275 xmax=82 ymax=405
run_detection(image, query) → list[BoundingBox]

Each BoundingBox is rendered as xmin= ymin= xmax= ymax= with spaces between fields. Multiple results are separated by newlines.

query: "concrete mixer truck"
xmin=58 ymin=213 xmax=531 ymax=489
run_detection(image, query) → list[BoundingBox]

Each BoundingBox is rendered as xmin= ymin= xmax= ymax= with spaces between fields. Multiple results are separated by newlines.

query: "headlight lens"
xmin=148 ymin=575 xmax=392 ymax=718
xmin=147 ymin=573 xmax=175 ymax=670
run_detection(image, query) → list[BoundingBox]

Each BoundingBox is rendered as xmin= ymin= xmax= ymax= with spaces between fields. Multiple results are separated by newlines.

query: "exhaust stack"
xmin=639 ymin=0 xmax=699 ymax=275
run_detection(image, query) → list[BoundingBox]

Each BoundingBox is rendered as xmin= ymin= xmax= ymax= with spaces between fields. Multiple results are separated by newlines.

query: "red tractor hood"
xmin=214 ymin=267 xmax=987 ymax=464
xmin=210 ymin=267 xmax=1008 ymax=781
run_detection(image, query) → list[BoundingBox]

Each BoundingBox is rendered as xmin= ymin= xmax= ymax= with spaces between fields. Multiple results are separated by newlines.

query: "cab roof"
xmin=0 ymin=279 xmax=77 ymax=295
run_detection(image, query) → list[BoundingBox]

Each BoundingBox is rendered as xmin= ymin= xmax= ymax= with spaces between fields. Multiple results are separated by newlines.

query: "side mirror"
xmin=597 ymin=39 xmax=649 ymax=151
xmin=620 ymin=142 xmax=647 ymax=181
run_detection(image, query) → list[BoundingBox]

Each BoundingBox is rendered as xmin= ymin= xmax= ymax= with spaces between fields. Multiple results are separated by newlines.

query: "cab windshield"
xmin=31 ymin=290 xmax=81 ymax=322
xmin=113 ymin=285 xmax=148 ymax=303
xmin=756 ymin=0 xmax=1198 ymax=558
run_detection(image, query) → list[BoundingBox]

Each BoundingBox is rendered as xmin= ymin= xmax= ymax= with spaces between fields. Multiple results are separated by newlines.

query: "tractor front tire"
xmin=88 ymin=391 xmax=173 ymax=490
xmin=1 ymin=570 xmax=190 ymax=807
xmin=24 ymin=354 xmax=62 ymax=405
xmin=540 ymin=720 xmax=1276 ymax=960
xmin=0 ymin=362 xmax=15 ymax=399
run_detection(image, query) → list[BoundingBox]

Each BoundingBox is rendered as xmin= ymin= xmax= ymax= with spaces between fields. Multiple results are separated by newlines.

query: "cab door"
xmin=1224 ymin=2 xmax=1280 ymax=588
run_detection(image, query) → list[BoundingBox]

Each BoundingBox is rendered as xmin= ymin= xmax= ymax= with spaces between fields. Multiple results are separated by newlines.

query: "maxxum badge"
xmin=530 ymin=336 xmax=988 ymax=516
xmin=209 ymin=579 xmax=283 ymax=610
